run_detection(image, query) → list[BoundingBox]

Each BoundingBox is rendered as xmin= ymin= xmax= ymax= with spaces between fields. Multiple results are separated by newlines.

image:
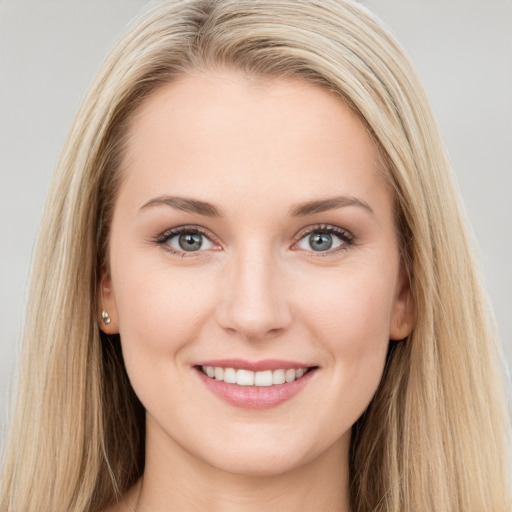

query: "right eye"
xmin=157 ymin=227 xmax=219 ymax=256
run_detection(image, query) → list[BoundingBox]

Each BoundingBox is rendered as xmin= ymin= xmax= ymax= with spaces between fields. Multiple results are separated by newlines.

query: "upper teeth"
xmin=202 ymin=366 xmax=306 ymax=386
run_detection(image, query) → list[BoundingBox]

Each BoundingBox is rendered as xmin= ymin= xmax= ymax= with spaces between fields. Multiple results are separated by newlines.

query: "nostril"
xmin=215 ymin=271 xmax=293 ymax=339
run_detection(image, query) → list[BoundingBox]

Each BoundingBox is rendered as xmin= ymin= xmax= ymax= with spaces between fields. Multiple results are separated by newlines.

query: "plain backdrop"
xmin=1 ymin=0 xmax=511 ymax=439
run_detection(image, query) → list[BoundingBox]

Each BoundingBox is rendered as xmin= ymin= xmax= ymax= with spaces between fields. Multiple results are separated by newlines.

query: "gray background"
xmin=1 ymin=0 xmax=511 ymax=439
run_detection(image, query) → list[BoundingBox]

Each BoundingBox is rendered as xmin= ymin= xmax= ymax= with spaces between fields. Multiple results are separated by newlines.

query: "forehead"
xmin=118 ymin=70 xmax=391 ymax=219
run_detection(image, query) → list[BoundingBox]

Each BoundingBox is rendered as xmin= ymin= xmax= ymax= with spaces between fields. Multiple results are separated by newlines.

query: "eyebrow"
xmin=140 ymin=194 xmax=373 ymax=217
xmin=289 ymin=196 xmax=374 ymax=216
xmin=140 ymin=196 xmax=224 ymax=217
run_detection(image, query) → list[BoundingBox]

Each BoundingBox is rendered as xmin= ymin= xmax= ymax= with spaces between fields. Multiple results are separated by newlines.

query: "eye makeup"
xmin=151 ymin=222 xmax=356 ymax=259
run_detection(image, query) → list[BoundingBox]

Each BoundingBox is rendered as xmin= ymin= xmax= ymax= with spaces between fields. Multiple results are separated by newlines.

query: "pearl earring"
xmin=101 ymin=310 xmax=111 ymax=325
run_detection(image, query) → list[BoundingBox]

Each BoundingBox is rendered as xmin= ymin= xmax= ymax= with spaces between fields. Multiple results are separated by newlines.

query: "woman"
xmin=1 ymin=0 xmax=509 ymax=511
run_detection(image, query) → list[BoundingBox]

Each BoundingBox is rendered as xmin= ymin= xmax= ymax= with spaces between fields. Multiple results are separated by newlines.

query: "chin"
xmin=201 ymin=446 xmax=311 ymax=478
xmin=182 ymin=424 xmax=349 ymax=479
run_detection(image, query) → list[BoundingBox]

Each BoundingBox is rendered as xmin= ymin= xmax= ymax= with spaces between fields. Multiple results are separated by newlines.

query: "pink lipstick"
xmin=194 ymin=359 xmax=317 ymax=409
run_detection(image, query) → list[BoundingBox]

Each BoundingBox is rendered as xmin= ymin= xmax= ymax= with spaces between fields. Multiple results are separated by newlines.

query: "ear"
xmin=389 ymin=267 xmax=414 ymax=341
xmin=98 ymin=268 xmax=119 ymax=334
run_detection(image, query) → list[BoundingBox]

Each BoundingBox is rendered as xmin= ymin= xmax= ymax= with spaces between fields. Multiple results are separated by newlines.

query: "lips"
xmin=194 ymin=359 xmax=317 ymax=409
xmin=200 ymin=365 xmax=308 ymax=386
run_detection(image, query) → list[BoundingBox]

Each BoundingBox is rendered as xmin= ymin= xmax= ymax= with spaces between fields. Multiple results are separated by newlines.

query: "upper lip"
xmin=194 ymin=359 xmax=313 ymax=372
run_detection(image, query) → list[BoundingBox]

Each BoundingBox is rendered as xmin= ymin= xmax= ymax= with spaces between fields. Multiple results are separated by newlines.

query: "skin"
xmin=101 ymin=71 xmax=413 ymax=512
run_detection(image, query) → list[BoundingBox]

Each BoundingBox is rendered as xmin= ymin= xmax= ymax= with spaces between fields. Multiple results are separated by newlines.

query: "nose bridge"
xmin=218 ymin=240 xmax=291 ymax=339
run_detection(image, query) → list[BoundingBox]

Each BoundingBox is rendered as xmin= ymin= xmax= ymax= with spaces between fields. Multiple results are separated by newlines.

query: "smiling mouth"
xmin=197 ymin=365 xmax=316 ymax=387
xmin=195 ymin=361 xmax=318 ymax=409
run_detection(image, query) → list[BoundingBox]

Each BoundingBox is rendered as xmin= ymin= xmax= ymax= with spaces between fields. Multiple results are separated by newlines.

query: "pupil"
xmin=309 ymin=232 xmax=332 ymax=251
xmin=179 ymin=233 xmax=202 ymax=251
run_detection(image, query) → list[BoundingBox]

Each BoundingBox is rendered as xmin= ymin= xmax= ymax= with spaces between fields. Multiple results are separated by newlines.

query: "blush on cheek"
xmin=116 ymin=256 xmax=212 ymax=340
xmin=306 ymin=283 xmax=392 ymax=405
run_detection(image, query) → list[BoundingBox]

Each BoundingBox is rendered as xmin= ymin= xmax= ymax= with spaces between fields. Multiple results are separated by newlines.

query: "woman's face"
xmin=102 ymin=71 xmax=412 ymax=477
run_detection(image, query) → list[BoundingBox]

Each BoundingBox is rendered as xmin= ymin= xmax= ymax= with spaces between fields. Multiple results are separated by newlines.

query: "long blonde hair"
xmin=1 ymin=1 xmax=509 ymax=510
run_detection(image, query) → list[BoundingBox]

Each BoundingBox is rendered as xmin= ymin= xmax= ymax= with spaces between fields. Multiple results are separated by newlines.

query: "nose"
xmin=216 ymin=247 xmax=292 ymax=341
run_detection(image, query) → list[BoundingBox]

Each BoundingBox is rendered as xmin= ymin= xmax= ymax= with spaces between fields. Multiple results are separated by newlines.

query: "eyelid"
xmin=155 ymin=225 xmax=222 ymax=256
xmin=291 ymin=224 xmax=355 ymax=255
xmin=153 ymin=223 xmax=355 ymax=257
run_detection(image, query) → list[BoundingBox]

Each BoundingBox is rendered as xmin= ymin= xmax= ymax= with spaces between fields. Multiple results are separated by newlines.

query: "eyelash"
xmin=154 ymin=224 xmax=355 ymax=258
xmin=293 ymin=224 xmax=355 ymax=258
xmin=155 ymin=225 xmax=218 ymax=258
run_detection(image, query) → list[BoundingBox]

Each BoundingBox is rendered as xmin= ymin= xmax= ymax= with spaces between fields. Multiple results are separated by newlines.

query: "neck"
xmin=131 ymin=421 xmax=351 ymax=512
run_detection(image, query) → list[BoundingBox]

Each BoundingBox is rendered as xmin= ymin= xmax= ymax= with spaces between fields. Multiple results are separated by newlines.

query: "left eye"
xmin=164 ymin=231 xmax=216 ymax=252
xmin=295 ymin=229 xmax=348 ymax=252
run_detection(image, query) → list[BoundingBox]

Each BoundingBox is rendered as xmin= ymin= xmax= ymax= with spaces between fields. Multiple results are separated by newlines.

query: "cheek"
xmin=111 ymin=252 xmax=217 ymax=368
xmin=303 ymin=262 xmax=395 ymax=340
xmin=110 ymin=261 xmax=221 ymax=422
xmin=301 ymin=265 xmax=395 ymax=406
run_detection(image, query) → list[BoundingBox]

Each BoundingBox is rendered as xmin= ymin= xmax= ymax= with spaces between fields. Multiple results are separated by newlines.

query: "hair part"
xmin=1 ymin=1 xmax=510 ymax=511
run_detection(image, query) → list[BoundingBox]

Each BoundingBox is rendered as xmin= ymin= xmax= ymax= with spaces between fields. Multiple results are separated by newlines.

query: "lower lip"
xmin=196 ymin=368 xmax=317 ymax=410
